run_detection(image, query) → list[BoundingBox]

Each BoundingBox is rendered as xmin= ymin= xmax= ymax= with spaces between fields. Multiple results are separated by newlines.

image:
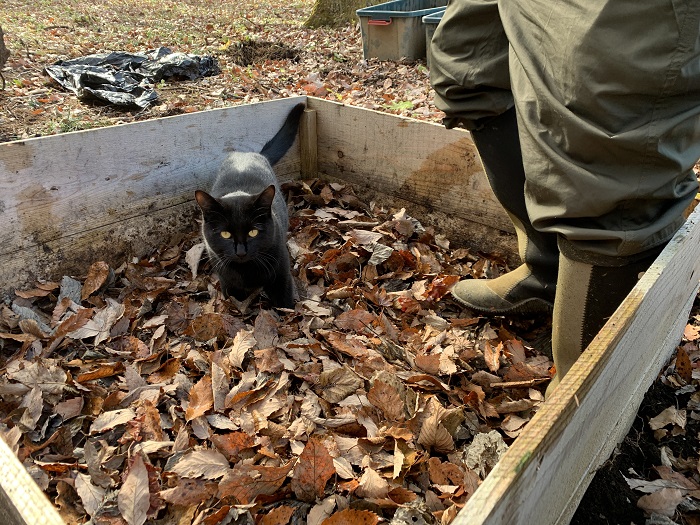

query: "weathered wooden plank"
xmin=0 ymin=97 xmax=305 ymax=298
xmin=457 ymin=205 xmax=700 ymax=525
xmin=306 ymin=98 xmax=514 ymax=255
xmin=0 ymin=436 xmax=63 ymax=525
xmin=300 ymin=108 xmax=318 ymax=178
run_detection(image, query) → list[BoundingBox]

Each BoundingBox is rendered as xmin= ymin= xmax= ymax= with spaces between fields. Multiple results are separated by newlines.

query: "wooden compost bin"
xmin=1 ymin=95 xmax=699 ymax=525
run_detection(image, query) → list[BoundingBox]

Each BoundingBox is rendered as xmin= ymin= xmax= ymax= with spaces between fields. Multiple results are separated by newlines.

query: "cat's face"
xmin=195 ymin=186 xmax=276 ymax=263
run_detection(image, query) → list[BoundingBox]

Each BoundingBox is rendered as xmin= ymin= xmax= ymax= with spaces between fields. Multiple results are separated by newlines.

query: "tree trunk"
xmin=0 ymin=25 xmax=10 ymax=90
xmin=305 ymin=0 xmax=380 ymax=28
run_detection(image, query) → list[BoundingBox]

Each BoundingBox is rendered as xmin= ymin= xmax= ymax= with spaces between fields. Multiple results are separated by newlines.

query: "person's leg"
xmin=452 ymin=107 xmax=558 ymax=313
xmin=430 ymin=0 xmax=559 ymax=314
xmin=500 ymin=0 xmax=700 ymax=389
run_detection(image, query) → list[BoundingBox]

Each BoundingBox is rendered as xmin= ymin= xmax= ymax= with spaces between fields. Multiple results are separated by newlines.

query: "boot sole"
xmin=451 ymin=293 xmax=554 ymax=315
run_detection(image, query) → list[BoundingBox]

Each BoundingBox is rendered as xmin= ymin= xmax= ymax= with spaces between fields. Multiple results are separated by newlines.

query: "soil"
xmin=573 ymin=297 xmax=700 ymax=524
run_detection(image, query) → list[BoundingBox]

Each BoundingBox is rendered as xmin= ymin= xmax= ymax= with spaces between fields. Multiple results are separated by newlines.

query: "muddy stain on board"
xmin=399 ymin=136 xmax=482 ymax=209
xmin=16 ymin=183 xmax=61 ymax=245
xmin=0 ymin=141 xmax=35 ymax=173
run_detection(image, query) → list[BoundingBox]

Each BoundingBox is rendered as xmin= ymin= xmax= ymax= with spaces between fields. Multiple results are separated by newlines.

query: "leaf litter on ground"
xmin=0 ymin=178 xmax=554 ymax=524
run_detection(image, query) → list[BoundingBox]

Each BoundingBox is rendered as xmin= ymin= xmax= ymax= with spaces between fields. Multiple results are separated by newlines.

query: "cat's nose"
xmin=236 ymin=245 xmax=247 ymax=258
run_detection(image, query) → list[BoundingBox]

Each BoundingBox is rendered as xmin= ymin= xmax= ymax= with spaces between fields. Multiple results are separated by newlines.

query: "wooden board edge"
xmin=305 ymin=97 xmax=515 ymax=242
xmin=456 ymin=205 xmax=700 ymax=524
xmin=0 ymin=96 xmax=307 ymax=261
xmin=556 ymin=290 xmax=696 ymax=522
xmin=0 ymin=202 xmax=199 ymax=301
xmin=0 ymin=437 xmax=64 ymax=525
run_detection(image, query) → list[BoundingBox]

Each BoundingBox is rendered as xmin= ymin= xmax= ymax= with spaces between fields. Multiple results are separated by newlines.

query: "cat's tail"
xmin=259 ymin=103 xmax=306 ymax=166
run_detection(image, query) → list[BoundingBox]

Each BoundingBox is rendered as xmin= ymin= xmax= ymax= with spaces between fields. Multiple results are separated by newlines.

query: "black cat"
xmin=194 ymin=103 xmax=305 ymax=308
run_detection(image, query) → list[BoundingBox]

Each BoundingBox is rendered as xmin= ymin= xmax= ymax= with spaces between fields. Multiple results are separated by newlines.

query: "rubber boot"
xmin=451 ymin=108 xmax=560 ymax=314
xmin=546 ymin=244 xmax=664 ymax=395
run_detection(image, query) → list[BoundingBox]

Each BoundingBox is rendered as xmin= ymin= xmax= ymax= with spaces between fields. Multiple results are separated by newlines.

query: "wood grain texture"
xmin=0 ymin=437 xmax=64 ymax=525
xmin=300 ymin=108 xmax=318 ymax=178
xmin=456 ymin=205 xmax=700 ymax=525
xmin=306 ymin=98 xmax=513 ymax=239
xmin=0 ymin=97 xmax=305 ymax=298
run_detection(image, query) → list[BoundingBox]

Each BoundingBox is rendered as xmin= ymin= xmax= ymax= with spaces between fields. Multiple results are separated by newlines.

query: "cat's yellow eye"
xmin=248 ymin=229 xmax=259 ymax=238
xmin=220 ymin=231 xmax=231 ymax=239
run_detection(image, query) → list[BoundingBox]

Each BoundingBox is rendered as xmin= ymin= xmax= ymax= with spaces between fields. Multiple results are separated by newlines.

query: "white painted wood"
xmin=456 ymin=205 xmax=700 ymax=525
xmin=0 ymin=437 xmax=64 ymax=525
xmin=0 ymin=97 xmax=305 ymax=298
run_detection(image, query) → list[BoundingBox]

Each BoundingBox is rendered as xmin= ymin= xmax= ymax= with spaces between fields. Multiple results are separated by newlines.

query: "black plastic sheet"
xmin=45 ymin=47 xmax=219 ymax=108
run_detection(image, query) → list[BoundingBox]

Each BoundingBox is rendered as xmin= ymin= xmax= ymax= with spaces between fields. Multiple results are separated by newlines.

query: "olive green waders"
xmin=452 ymin=107 xmax=559 ymax=314
xmin=430 ymin=0 xmax=700 ymax=389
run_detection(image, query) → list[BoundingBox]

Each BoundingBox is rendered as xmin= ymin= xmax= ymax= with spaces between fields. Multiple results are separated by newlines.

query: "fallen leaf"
xmin=649 ymin=406 xmax=687 ymax=431
xmin=356 ymin=467 xmax=389 ymax=499
xmin=291 ymin=437 xmax=336 ymax=502
xmin=228 ymin=329 xmax=256 ymax=369
xmin=637 ymin=488 xmax=684 ymax=517
xmin=316 ymin=366 xmax=363 ymax=403
xmin=159 ymin=477 xmax=218 ymax=507
xmin=321 ymin=509 xmax=379 ymax=525
xmin=675 ymin=346 xmax=692 ymax=383
xmin=118 ymin=454 xmax=151 ymax=525
xmin=75 ymin=472 xmax=106 ymax=517
xmin=170 ymin=448 xmax=230 ymax=479
xmin=186 ymin=375 xmax=214 ymax=421
xmin=82 ymin=261 xmax=111 ymax=300
xmin=90 ymin=408 xmax=136 ymax=435
xmin=260 ymin=505 xmax=296 ymax=525
xmin=367 ymin=380 xmax=404 ymax=422
xmin=217 ymin=461 xmax=294 ymax=504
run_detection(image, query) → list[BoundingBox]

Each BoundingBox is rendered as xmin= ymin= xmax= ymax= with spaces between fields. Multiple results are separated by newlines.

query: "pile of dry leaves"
xmin=0 ymin=179 xmax=552 ymax=525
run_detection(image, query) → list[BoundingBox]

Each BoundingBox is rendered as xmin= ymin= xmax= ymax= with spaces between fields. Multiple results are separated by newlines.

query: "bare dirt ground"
xmin=0 ymin=0 xmax=442 ymax=143
xmin=2 ymin=2 xmax=700 ymax=524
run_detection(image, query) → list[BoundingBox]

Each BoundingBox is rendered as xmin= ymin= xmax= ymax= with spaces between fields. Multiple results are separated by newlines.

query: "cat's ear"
xmin=195 ymin=190 xmax=220 ymax=213
xmin=255 ymin=185 xmax=276 ymax=211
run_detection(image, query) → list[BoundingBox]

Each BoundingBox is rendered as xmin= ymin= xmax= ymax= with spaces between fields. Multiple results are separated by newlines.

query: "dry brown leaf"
xmin=118 ymin=454 xmax=151 ymax=525
xmin=159 ymin=477 xmax=218 ymax=507
xmin=228 ymin=329 xmax=256 ymax=369
xmin=637 ymin=488 xmax=684 ymax=517
xmin=367 ymin=380 xmax=404 ymax=422
xmin=253 ymin=309 xmax=280 ymax=349
xmin=76 ymin=362 xmax=124 ymax=383
xmin=217 ymin=461 xmax=294 ymax=504
xmin=683 ymin=323 xmax=699 ymax=341
xmin=649 ymin=406 xmax=687 ymax=431
xmin=170 ymin=448 xmax=230 ymax=479
xmin=316 ymin=366 xmax=364 ymax=403
xmin=90 ymin=408 xmax=136 ymax=435
xmin=75 ymin=472 xmax=106 ymax=517
xmin=211 ymin=432 xmax=255 ymax=462
xmin=186 ymin=375 xmax=214 ymax=421
xmin=356 ymin=467 xmax=389 ymax=499
xmin=259 ymin=505 xmax=296 ymax=525
xmin=184 ymin=313 xmax=244 ymax=341
xmin=147 ymin=357 xmax=181 ymax=383
xmin=417 ymin=398 xmax=454 ymax=454
xmin=483 ymin=341 xmax=502 ymax=373
xmin=185 ymin=243 xmax=206 ymax=279
xmin=55 ymin=397 xmax=84 ymax=420
xmin=414 ymin=353 xmax=440 ymax=375
xmin=321 ymin=508 xmax=379 ymax=525
xmin=321 ymin=330 xmax=369 ymax=359
xmin=82 ymin=261 xmax=111 ymax=300
xmin=334 ymin=309 xmax=377 ymax=331
xmin=675 ymin=346 xmax=693 ymax=383
xmin=291 ymin=437 xmax=336 ymax=502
